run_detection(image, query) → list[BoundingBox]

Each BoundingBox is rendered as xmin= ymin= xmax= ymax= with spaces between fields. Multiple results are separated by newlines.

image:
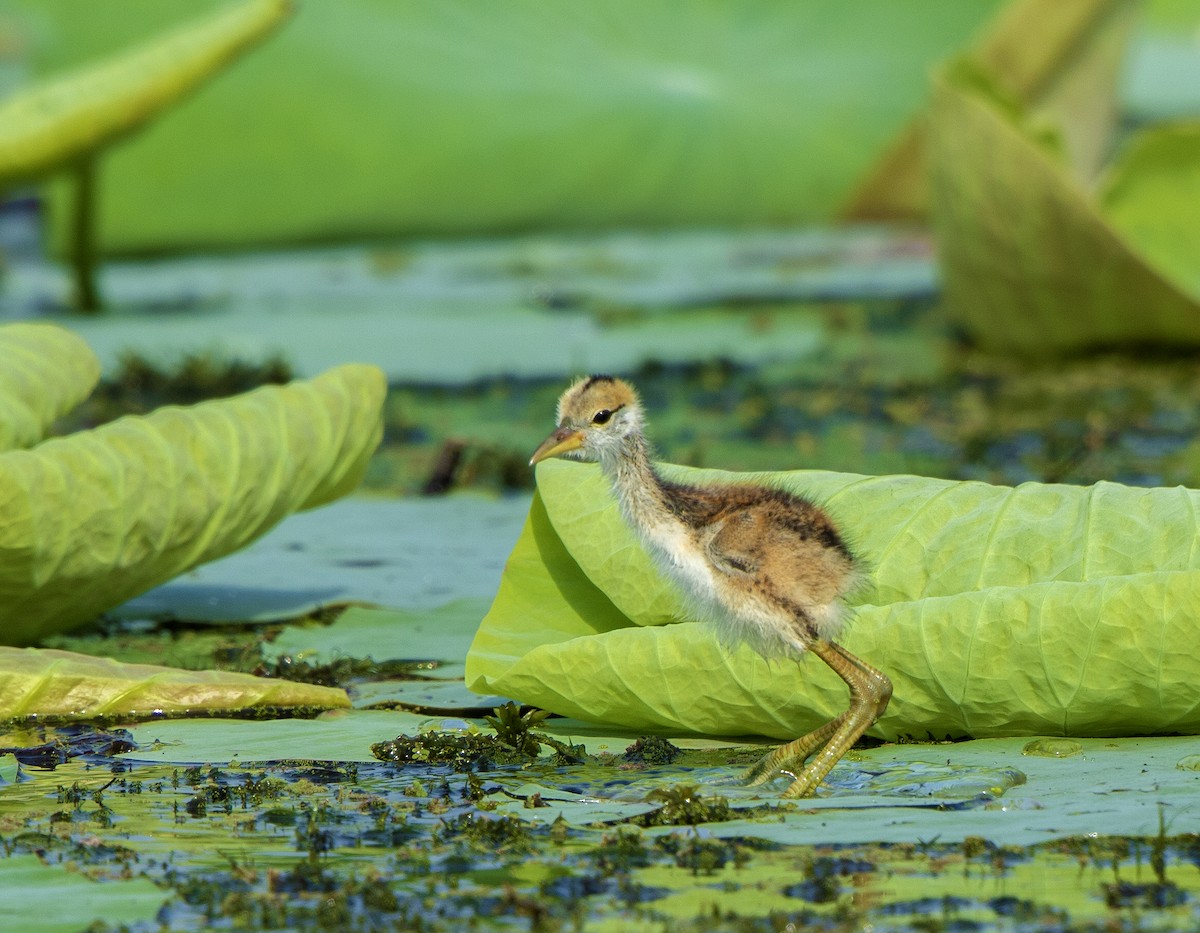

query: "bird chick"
xmin=531 ymin=375 xmax=892 ymax=798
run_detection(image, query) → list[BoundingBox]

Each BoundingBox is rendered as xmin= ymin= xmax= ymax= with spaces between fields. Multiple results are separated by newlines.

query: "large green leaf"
xmin=1101 ymin=122 xmax=1200 ymax=297
xmin=844 ymin=0 xmax=1138 ymax=219
xmin=466 ymin=458 xmax=1200 ymax=741
xmin=0 ymin=362 xmax=385 ymax=645
xmin=0 ymin=323 xmax=99 ymax=452
xmin=24 ymin=0 xmax=1001 ymax=252
xmin=927 ymin=61 xmax=1200 ymax=354
xmin=0 ymin=0 xmax=290 ymax=189
xmin=0 ymin=647 xmax=349 ymax=720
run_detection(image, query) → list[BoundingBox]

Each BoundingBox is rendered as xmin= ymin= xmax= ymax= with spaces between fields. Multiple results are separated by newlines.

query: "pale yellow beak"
xmin=530 ymin=425 xmax=584 ymax=465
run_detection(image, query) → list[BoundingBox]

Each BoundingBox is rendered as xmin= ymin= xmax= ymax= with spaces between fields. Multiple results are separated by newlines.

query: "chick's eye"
xmin=591 ymin=409 xmax=613 ymax=425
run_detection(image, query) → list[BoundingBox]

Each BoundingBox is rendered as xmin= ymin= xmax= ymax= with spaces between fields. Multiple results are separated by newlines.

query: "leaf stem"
xmin=70 ymin=155 xmax=101 ymax=314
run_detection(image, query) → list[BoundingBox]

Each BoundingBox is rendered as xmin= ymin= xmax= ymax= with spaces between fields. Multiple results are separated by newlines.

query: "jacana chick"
xmin=530 ymin=375 xmax=892 ymax=798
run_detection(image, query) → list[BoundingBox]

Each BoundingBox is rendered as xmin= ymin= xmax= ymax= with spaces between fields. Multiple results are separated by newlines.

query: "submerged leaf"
xmin=0 ymin=0 xmax=290 ymax=188
xmin=0 ymin=323 xmax=99 ymax=452
xmin=0 ymin=363 xmax=385 ymax=645
xmin=926 ymin=62 xmax=1200 ymax=354
xmin=0 ymin=647 xmax=348 ymax=721
xmin=466 ymin=459 xmax=1200 ymax=741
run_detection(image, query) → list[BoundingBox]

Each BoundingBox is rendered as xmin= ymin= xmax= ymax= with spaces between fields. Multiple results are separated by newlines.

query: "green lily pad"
xmin=113 ymin=498 xmax=528 ymax=623
xmin=0 ymin=361 xmax=384 ymax=644
xmin=0 ymin=856 xmax=168 ymax=933
xmin=267 ymin=600 xmax=491 ymax=664
xmin=0 ymin=646 xmax=349 ymax=721
xmin=697 ymin=736 xmax=1200 ymax=846
xmin=484 ymin=782 xmax=661 ymax=827
xmin=121 ymin=709 xmax=437 ymax=764
xmin=0 ymin=323 xmax=99 ymax=452
xmin=467 ymin=458 xmax=1200 ymax=742
xmin=264 ymin=600 xmax=512 ymax=712
xmin=15 ymin=226 xmax=946 ymax=385
xmin=41 ymin=286 xmax=829 ymax=383
xmin=351 ymin=677 xmax=507 ymax=713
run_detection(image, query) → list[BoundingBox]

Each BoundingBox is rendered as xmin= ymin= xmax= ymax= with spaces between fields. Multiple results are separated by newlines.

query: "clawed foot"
xmin=741 ymin=641 xmax=893 ymax=799
xmin=740 ymin=716 xmax=844 ymax=798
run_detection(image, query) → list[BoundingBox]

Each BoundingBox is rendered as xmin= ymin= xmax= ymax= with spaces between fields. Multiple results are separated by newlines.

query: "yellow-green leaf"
xmin=0 ymin=362 xmax=385 ymax=645
xmin=1101 ymin=122 xmax=1200 ymax=298
xmin=843 ymin=0 xmax=1138 ymax=219
xmin=926 ymin=62 xmax=1200 ymax=354
xmin=0 ymin=0 xmax=291 ymax=189
xmin=0 ymin=646 xmax=348 ymax=720
xmin=466 ymin=459 xmax=1200 ymax=741
xmin=32 ymin=2 xmax=1002 ymax=251
xmin=0 ymin=323 xmax=100 ymax=452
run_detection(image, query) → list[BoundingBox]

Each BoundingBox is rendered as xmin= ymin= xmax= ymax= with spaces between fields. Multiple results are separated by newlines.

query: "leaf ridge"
xmin=1079 ymin=481 xmax=1098 ymax=580
xmin=951 ymin=595 xmax=978 ymax=737
xmin=868 ymin=480 xmax=961 ymax=594
xmin=971 ymin=483 xmax=1017 ymax=590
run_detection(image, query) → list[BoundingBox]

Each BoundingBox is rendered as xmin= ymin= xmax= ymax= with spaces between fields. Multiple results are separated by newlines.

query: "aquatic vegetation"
xmin=638 ymin=785 xmax=734 ymax=827
xmin=260 ymin=654 xmax=421 ymax=690
xmin=371 ymin=703 xmax=589 ymax=773
xmin=88 ymin=349 xmax=295 ymax=415
xmin=370 ymin=731 xmax=534 ymax=771
xmin=3 ymin=681 xmax=1200 ymax=930
xmin=623 ymin=735 xmax=683 ymax=765
xmin=484 ymin=701 xmax=552 ymax=756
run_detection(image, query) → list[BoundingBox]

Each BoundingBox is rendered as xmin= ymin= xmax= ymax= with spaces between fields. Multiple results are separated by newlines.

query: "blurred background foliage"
xmin=5 ymin=0 xmax=1017 ymax=251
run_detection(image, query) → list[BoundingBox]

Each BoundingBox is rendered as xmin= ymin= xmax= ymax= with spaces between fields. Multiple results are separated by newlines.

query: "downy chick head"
xmin=530 ymin=375 xmax=645 ymax=466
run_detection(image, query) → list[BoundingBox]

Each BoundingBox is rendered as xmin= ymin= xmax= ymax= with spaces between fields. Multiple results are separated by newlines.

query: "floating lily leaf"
xmin=843 ymin=0 xmax=1138 ymax=219
xmin=112 ymin=498 xmax=527 ymax=624
xmin=0 ymin=855 xmax=168 ymax=932
xmin=466 ymin=459 xmax=1200 ymax=742
xmin=120 ymin=709 xmax=411 ymax=764
xmin=266 ymin=600 xmax=498 ymax=667
xmin=691 ymin=736 xmax=1200 ymax=846
xmin=0 ymin=0 xmax=291 ymax=189
xmin=927 ymin=61 xmax=1200 ymax=354
xmin=0 ymin=361 xmax=385 ymax=645
xmin=0 ymin=323 xmax=99 ymax=452
xmin=0 ymin=647 xmax=348 ymax=721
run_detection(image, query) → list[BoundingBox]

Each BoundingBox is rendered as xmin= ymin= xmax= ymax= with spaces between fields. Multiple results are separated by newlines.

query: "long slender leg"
xmin=743 ymin=640 xmax=892 ymax=798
